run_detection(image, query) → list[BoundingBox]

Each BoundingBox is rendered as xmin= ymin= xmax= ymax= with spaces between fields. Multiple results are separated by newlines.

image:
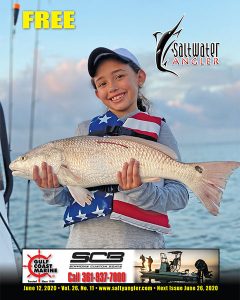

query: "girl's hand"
xmin=33 ymin=162 xmax=60 ymax=188
xmin=117 ymin=158 xmax=142 ymax=190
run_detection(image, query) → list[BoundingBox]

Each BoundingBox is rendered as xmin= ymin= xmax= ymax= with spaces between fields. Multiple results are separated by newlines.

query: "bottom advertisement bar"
xmin=21 ymin=248 xmax=220 ymax=284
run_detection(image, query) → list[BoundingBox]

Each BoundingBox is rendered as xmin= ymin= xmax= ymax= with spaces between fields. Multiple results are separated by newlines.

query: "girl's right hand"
xmin=33 ymin=162 xmax=60 ymax=188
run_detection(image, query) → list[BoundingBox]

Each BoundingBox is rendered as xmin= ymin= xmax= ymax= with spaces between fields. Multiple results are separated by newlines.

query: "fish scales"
xmin=53 ymin=136 xmax=180 ymax=187
xmin=9 ymin=135 xmax=240 ymax=215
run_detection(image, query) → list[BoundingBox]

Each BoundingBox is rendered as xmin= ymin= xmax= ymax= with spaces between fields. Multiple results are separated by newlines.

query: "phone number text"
xmin=68 ymin=271 xmax=126 ymax=283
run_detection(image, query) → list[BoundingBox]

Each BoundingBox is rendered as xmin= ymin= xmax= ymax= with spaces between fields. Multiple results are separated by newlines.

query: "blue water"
xmin=5 ymin=141 xmax=240 ymax=275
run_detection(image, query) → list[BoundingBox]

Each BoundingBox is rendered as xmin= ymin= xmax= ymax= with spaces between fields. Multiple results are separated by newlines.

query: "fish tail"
xmin=187 ymin=161 xmax=240 ymax=215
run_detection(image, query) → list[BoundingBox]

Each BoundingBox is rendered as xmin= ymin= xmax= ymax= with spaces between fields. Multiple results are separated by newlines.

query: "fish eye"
xmin=195 ymin=165 xmax=203 ymax=173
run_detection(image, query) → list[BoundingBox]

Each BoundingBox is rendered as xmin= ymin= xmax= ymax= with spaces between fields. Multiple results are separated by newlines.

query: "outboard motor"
xmin=195 ymin=259 xmax=213 ymax=283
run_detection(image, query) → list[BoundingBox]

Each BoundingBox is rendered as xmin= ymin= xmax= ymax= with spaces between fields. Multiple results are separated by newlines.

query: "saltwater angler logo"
xmin=153 ymin=16 xmax=220 ymax=76
xmin=22 ymin=249 xmax=57 ymax=283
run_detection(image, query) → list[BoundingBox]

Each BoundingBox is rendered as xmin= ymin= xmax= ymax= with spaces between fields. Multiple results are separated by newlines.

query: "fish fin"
xmin=187 ymin=161 xmax=240 ymax=215
xmin=142 ymin=177 xmax=162 ymax=183
xmin=59 ymin=164 xmax=93 ymax=207
xmin=59 ymin=165 xmax=82 ymax=185
xmin=67 ymin=186 xmax=93 ymax=207
xmin=111 ymin=136 xmax=178 ymax=160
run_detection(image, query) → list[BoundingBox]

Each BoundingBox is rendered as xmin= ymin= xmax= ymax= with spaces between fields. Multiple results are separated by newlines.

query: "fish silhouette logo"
xmin=153 ymin=16 xmax=184 ymax=76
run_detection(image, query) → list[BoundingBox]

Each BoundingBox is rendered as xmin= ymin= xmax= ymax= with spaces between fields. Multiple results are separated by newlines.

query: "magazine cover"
xmin=0 ymin=0 xmax=239 ymax=299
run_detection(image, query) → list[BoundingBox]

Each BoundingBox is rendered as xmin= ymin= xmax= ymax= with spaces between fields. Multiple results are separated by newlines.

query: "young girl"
xmin=33 ymin=47 xmax=189 ymax=248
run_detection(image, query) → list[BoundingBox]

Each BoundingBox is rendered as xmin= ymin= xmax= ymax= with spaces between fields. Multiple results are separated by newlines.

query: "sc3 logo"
xmin=70 ymin=252 xmax=125 ymax=263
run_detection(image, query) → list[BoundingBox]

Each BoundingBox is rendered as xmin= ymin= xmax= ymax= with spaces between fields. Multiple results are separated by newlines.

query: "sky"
xmin=0 ymin=0 xmax=240 ymax=153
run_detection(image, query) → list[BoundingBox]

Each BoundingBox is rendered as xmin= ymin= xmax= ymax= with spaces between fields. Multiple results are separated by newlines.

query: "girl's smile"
xmin=109 ymin=92 xmax=126 ymax=103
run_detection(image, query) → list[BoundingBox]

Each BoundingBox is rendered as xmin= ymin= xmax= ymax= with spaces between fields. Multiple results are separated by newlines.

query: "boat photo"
xmin=140 ymin=250 xmax=215 ymax=284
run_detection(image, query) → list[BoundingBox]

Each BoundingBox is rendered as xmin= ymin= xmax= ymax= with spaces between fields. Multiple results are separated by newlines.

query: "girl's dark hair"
xmin=91 ymin=57 xmax=150 ymax=113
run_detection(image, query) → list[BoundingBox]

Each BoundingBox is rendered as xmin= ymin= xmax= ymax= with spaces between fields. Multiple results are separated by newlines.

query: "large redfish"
xmin=9 ymin=135 xmax=240 ymax=215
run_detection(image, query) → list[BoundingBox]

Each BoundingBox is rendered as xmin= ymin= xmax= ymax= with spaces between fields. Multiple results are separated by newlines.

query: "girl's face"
xmin=93 ymin=59 xmax=146 ymax=117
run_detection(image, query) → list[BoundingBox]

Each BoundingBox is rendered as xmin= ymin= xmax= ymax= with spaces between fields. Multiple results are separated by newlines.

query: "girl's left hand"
xmin=117 ymin=158 xmax=142 ymax=190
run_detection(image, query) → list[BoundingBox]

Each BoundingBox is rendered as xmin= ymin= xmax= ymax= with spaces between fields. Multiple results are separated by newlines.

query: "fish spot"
xmin=97 ymin=141 xmax=128 ymax=148
xmin=195 ymin=165 xmax=203 ymax=173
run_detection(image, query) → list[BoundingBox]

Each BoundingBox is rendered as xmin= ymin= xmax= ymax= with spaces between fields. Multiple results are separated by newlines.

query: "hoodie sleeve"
xmin=118 ymin=121 xmax=189 ymax=212
xmin=41 ymin=186 xmax=72 ymax=206
xmin=75 ymin=120 xmax=91 ymax=136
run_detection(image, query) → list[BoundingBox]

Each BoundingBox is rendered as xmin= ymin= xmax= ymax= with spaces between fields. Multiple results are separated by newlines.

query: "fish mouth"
xmin=10 ymin=167 xmax=30 ymax=179
xmin=11 ymin=170 xmax=28 ymax=177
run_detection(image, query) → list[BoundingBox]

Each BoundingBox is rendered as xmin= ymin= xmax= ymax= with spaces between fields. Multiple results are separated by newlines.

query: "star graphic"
xmin=65 ymin=213 xmax=73 ymax=223
xmin=91 ymin=205 xmax=105 ymax=217
xmin=98 ymin=115 xmax=111 ymax=124
xmin=105 ymin=193 xmax=113 ymax=197
xmin=76 ymin=210 xmax=87 ymax=221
